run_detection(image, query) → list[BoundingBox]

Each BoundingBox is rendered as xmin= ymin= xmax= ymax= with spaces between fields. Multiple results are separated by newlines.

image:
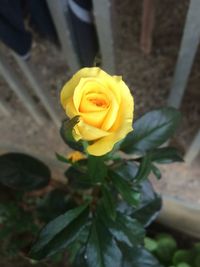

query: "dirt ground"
xmin=0 ymin=0 xmax=200 ymax=207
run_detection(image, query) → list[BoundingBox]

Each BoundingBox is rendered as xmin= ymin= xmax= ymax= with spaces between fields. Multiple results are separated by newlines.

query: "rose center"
xmin=89 ymin=98 xmax=107 ymax=108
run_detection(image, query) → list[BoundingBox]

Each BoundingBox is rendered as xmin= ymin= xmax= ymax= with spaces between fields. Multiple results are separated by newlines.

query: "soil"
xmin=0 ymin=0 xmax=200 ymax=207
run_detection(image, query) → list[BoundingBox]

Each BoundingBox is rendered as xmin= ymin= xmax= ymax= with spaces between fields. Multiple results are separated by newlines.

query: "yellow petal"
xmin=73 ymin=77 xmax=111 ymax=112
xmin=73 ymin=119 xmax=110 ymax=141
xmin=110 ymin=79 xmax=134 ymax=132
xmin=87 ymin=79 xmax=134 ymax=156
xmin=60 ymin=67 xmax=111 ymax=109
xmin=80 ymin=109 xmax=108 ymax=128
xmin=65 ymin=97 xmax=79 ymax=118
xmin=101 ymin=97 xmax=119 ymax=131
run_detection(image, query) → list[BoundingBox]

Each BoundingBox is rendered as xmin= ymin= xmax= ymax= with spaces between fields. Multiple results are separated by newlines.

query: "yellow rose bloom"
xmin=67 ymin=151 xmax=85 ymax=163
xmin=60 ymin=67 xmax=134 ymax=156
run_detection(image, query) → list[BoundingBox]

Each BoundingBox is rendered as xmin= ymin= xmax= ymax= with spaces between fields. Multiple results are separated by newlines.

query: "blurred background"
xmin=0 ymin=0 xmax=200 ymax=253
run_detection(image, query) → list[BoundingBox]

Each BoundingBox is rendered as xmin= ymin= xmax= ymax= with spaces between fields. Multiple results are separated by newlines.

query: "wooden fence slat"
xmin=92 ymin=0 xmax=115 ymax=73
xmin=46 ymin=0 xmax=80 ymax=73
xmin=12 ymin=53 xmax=61 ymax=128
xmin=0 ymin=99 xmax=11 ymax=116
xmin=184 ymin=129 xmax=200 ymax=164
xmin=140 ymin=0 xmax=155 ymax=55
xmin=0 ymin=51 xmax=44 ymax=125
xmin=167 ymin=0 xmax=200 ymax=108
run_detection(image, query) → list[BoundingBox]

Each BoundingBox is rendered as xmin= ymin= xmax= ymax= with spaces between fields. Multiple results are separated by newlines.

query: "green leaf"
xmin=112 ymin=161 xmax=138 ymax=181
xmin=151 ymin=164 xmax=162 ymax=179
xmin=37 ymin=189 xmax=76 ymax=222
xmin=176 ymin=263 xmax=191 ymax=267
xmin=86 ymin=217 xmax=122 ymax=267
xmin=87 ymin=155 xmax=107 ymax=183
xmin=149 ymin=147 xmax=184 ymax=164
xmin=144 ymin=237 xmax=158 ymax=252
xmin=173 ymin=249 xmax=193 ymax=266
xmin=110 ymin=170 xmax=140 ymax=207
xmin=120 ymin=244 xmax=163 ymax=267
xmin=99 ymin=207 xmax=145 ymax=247
xmin=73 ymin=247 xmax=88 ymax=267
xmin=60 ymin=117 xmax=84 ymax=152
xmin=134 ymin=155 xmax=152 ymax=184
xmin=65 ymin=165 xmax=92 ymax=189
xmin=30 ymin=203 xmax=89 ymax=260
xmin=67 ymin=223 xmax=90 ymax=264
xmin=155 ymin=233 xmax=177 ymax=264
xmin=0 ymin=153 xmax=50 ymax=191
xmin=120 ymin=107 xmax=181 ymax=154
xmin=194 ymin=254 xmax=200 ymax=267
xmin=101 ymin=185 xmax=116 ymax=221
xmin=55 ymin=152 xmax=70 ymax=164
xmin=118 ymin=180 xmax=162 ymax=227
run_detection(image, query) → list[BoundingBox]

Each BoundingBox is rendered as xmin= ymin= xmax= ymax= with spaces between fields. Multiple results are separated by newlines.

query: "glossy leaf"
xmin=121 ymin=107 xmax=181 ymax=154
xmin=102 ymin=185 xmax=116 ymax=221
xmin=120 ymin=244 xmax=163 ymax=267
xmin=37 ymin=189 xmax=76 ymax=222
xmin=30 ymin=203 xmax=89 ymax=260
xmin=113 ymin=161 xmax=138 ymax=181
xmin=117 ymin=180 xmax=161 ymax=227
xmin=87 ymin=155 xmax=107 ymax=183
xmin=151 ymin=164 xmax=162 ymax=180
xmin=0 ymin=153 xmax=50 ymax=191
xmin=149 ymin=147 xmax=184 ymax=164
xmin=86 ymin=217 xmax=122 ymax=267
xmin=73 ymin=247 xmax=88 ymax=267
xmin=65 ymin=165 xmax=92 ymax=189
xmin=67 ymin=224 xmax=91 ymax=264
xmin=99 ymin=207 xmax=145 ymax=247
xmin=60 ymin=117 xmax=84 ymax=152
xmin=134 ymin=155 xmax=151 ymax=184
xmin=110 ymin=170 xmax=140 ymax=207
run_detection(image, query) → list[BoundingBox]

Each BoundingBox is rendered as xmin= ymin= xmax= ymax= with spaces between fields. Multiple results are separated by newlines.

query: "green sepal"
xmin=60 ymin=117 xmax=84 ymax=152
xmin=55 ymin=152 xmax=71 ymax=164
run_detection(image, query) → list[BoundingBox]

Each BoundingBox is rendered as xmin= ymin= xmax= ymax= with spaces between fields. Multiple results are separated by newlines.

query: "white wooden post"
xmin=167 ymin=0 xmax=200 ymax=108
xmin=0 ymin=51 xmax=44 ymax=125
xmin=12 ymin=52 xmax=61 ymax=128
xmin=167 ymin=0 xmax=200 ymax=164
xmin=92 ymin=0 xmax=115 ymax=74
xmin=46 ymin=0 xmax=80 ymax=73
xmin=184 ymin=129 xmax=200 ymax=164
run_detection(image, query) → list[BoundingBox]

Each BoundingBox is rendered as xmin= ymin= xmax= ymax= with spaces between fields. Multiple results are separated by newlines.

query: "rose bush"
xmin=60 ymin=67 xmax=134 ymax=156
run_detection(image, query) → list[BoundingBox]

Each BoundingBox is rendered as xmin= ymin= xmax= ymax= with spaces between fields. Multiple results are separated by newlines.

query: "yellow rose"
xmin=60 ymin=67 xmax=134 ymax=156
xmin=67 ymin=151 xmax=86 ymax=163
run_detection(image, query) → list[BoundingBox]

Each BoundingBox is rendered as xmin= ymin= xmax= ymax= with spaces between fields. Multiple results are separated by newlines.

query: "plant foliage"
xmin=0 ymin=108 xmax=183 ymax=267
